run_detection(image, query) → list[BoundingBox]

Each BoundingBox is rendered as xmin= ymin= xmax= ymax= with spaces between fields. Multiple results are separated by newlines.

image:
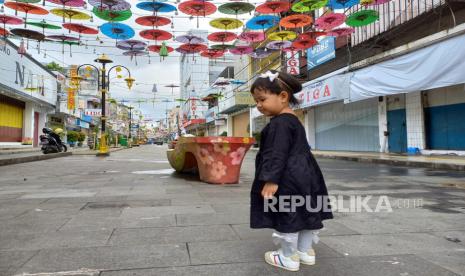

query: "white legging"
xmin=272 ymin=230 xmax=320 ymax=257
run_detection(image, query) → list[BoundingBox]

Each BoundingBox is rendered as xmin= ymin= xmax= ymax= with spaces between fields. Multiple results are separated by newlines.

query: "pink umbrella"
xmin=46 ymin=0 xmax=85 ymax=7
xmin=0 ymin=15 xmax=23 ymax=37
xmin=238 ymin=31 xmax=265 ymax=43
xmin=327 ymin=27 xmax=355 ymax=37
xmin=315 ymin=13 xmax=346 ymax=30
xmin=266 ymin=40 xmax=292 ymax=50
xmin=229 ymin=45 xmax=253 ymax=55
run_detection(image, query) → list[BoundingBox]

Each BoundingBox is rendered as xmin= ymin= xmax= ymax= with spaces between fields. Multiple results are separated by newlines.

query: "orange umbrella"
xmin=255 ymin=1 xmax=290 ymax=14
xmin=4 ymin=2 xmax=48 ymax=27
xmin=280 ymin=14 xmax=313 ymax=30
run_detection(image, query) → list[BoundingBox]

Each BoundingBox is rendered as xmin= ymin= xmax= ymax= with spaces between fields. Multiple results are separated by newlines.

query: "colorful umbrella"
xmin=47 ymin=34 xmax=78 ymax=55
xmin=246 ymin=15 xmax=279 ymax=31
xmin=229 ymin=45 xmax=253 ymax=55
xmin=249 ymin=47 xmax=272 ymax=59
xmin=218 ymin=2 xmax=255 ymax=18
xmin=135 ymin=15 xmax=170 ymax=27
xmin=0 ymin=28 xmax=9 ymax=36
xmin=291 ymin=0 xmax=328 ymax=12
xmin=175 ymin=34 xmax=204 ymax=44
xmin=280 ymin=14 xmax=313 ymax=29
xmin=207 ymin=31 xmax=237 ymax=43
xmin=63 ymin=23 xmax=98 ymax=39
xmin=255 ymin=1 xmax=290 ymax=14
xmin=4 ymin=3 xmax=48 ymax=26
xmin=327 ymin=0 xmax=360 ymax=9
xmin=366 ymin=0 xmax=391 ymax=5
xmin=10 ymin=28 xmax=45 ymax=42
xmin=268 ymin=31 xmax=297 ymax=41
xmin=179 ymin=43 xmax=207 ymax=53
xmin=238 ymin=31 xmax=265 ymax=43
xmin=179 ymin=0 xmax=217 ymax=28
xmin=165 ymin=84 xmax=179 ymax=95
xmin=266 ymin=40 xmax=291 ymax=50
xmin=139 ymin=29 xmax=172 ymax=41
xmin=0 ymin=15 xmax=23 ymax=37
xmin=327 ymin=27 xmax=355 ymax=37
xmin=46 ymin=0 xmax=85 ymax=8
xmin=116 ymin=39 xmax=147 ymax=50
xmin=88 ymin=0 xmax=130 ymax=11
xmin=100 ymin=22 xmax=135 ymax=40
xmin=315 ymin=12 xmax=346 ymax=30
xmin=93 ymin=8 xmax=132 ymax=22
xmin=123 ymin=50 xmax=147 ymax=65
xmin=210 ymin=17 xmax=243 ymax=30
xmin=345 ymin=9 xmax=379 ymax=27
xmin=50 ymin=8 xmax=91 ymax=23
xmin=299 ymin=31 xmax=326 ymax=40
xmin=210 ymin=44 xmax=234 ymax=51
xmin=292 ymin=36 xmax=317 ymax=49
xmin=201 ymin=49 xmax=224 ymax=59
xmin=14 ymin=0 xmax=41 ymax=3
xmin=147 ymin=43 xmax=173 ymax=53
xmin=136 ymin=2 xmax=176 ymax=15
xmin=27 ymin=20 xmax=61 ymax=35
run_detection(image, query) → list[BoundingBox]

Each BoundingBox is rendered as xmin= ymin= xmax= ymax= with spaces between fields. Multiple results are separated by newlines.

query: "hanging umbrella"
xmin=57 ymin=39 xmax=79 ymax=56
xmin=291 ymin=0 xmax=328 ymax=12
xmin=10 ymin=28 xmax=45 ymax=49
xmin=268 ymin=30 xmax=297 ymax=41
xmin=123 ymin=50 xmax=147 ymax=65
xmin=249 ymin=47 xmax=273 ymax=59
xmin=46 ymin=0 xmax=85 ymax=8
xmin=63 ymin=23 xmax=98 ymax=37
xmin=47 ymin=34 xmax=79 ymax=56
xmin=27 ymin=20 xmax=61 ymax=35
xmin=117 ymin=39 xmax=147 ymax=50
xmin=100 ymin=22 xmax=135 ymax=41
xmin=165 ymin=84 xmax=179 ymax=95
xmin=299 ymin=31 xmax=326 ymax=40
xmin=93 ymin=7 xmax=132 ymax=22
xmin=238 ymin=31 xmax=265 ymax=43
xmin=175 ymin=34 xmax=204 ymax=44
xmin=201 ymin=49 xmax=224 ymax=59
xmin=229 ymin=45 xmax=253 ymax=55
xmin=4 ymin=3 xmax=48 ymax=26
xmin=210 ymin=17 xmax=243 ymax=30
xmin=280 ymin=14 xmax=313 ymax=29
xmin=207 ymin=31 xmax=237 ymax=43
xmin=135 ymin=15 xmax=170 ymax=27
xmin=346 ymin=9 xmax=379 ymax=27
xmin=366 ymin=0 xmax=391 ymax=5
xmin=178 ymin=0 xmax=217 ymax=28
xmin=210 ymin=44 xmax=234 ymax=51
xmin=179 ymin=43 xmax=207 ymax=53
xmin=0 ymin=15 xmax=23 ymax=37
xmin=88 ymin=0 xmax=130 ymax=11
xmin=14 ymin=0 xmax=41 ymax=3
xmin=0 ymin=28 xmax=9 ymax=36
xmin=315 ymin=13 xmax=345 ymax=30
xmin=292 ymin=36 xmax=317 ymax=49
xmin=139 ymin=29 xmax=172 ymax=41
xmin=147 ymin=43 xmax=173 ymax=53
xmin=136 ymin=2 xmax=176 ymax=15
xmin=327 ymin=0 xmax=360 ymax=9
xmin=246 ymin=15 xmax=279 ymax=32
xmin=218 ymin=2 xmax=255 ymax=18
xmin=255 ymin=1 xmax=290 ymax=14
xmin=50 ymin=8 xmax=91 ymax=23
xmin=266 ymin=40 xmax=291 ymax=50
xmin=327 ymin=27 xmax=355 ymax=37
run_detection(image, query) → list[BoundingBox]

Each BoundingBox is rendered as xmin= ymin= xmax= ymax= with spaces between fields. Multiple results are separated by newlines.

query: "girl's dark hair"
xmin=250 ymin=70 xmax=302 ymax=106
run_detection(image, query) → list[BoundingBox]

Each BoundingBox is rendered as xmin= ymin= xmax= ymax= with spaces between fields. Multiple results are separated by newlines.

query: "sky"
xmin=4 ymin=0 xmax=259 ymax=123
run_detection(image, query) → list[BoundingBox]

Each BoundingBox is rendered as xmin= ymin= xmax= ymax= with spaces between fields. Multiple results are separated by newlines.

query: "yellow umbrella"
xmin=268 ymin=30 xmax=297 ymax=41
xmin=209 ymin=17 xmax=243 ymax=30
xmin=50 ymin=8 xmax=91 ymax=23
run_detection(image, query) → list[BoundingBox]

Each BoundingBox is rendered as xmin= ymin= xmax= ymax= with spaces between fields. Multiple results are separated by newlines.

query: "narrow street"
xmin=0 ymin=145 xmax=464 ymax=276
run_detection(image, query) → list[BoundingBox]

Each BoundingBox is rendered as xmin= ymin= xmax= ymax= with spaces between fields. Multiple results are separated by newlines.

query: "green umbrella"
xmin=210 ymin=44 xmax=234 ymax=51
xmin=218 ymin=2 xmax=255 ymax=18
xmin=27 ymin=19 xmax=61 ymax=34
xmin=16 ymin=0 xmax=41 ymax=3
xmin=292 ymin=0 xmax=328 ymax=13
xmin=92 ymin=7 xmax=132 ymax=22
xmin=346 ymin=9 xmax=379 ymax=27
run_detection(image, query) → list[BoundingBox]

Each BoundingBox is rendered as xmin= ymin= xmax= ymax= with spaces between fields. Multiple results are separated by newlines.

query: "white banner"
xmin=286 ymin=50 xmax=300 ymax=75
xmin=295 ymin=74 xmax=350 ymax=108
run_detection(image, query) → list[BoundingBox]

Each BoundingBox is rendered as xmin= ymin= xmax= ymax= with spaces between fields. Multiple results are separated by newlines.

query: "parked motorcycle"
xmin=40 ymin=128 xmax=67 ymax=154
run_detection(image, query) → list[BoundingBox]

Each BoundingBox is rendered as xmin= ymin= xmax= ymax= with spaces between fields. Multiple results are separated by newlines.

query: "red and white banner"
xmin=286 ymin=50 xmax=300 ymax=75
xmin=84 ymin=109 xmax=102 ymax=116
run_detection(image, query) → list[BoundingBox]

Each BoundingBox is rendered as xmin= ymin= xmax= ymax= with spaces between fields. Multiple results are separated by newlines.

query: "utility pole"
xmin=128 ymin=106 xmax=133 ymax=148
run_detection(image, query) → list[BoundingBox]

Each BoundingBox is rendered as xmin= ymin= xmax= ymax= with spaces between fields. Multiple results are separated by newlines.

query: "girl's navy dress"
xmin=251 ymin=113 xmax=333 ymax=233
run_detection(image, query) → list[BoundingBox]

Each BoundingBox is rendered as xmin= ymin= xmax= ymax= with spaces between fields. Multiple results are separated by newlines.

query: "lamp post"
xmin=127 ymin=105 xmax=133 ymax=148
xmin=72 ymin=54 xmax=135 ymax=156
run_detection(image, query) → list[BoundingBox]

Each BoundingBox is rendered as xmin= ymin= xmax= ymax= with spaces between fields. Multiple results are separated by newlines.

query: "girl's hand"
xmin=261 ymin=182 xmax=278 ymax=199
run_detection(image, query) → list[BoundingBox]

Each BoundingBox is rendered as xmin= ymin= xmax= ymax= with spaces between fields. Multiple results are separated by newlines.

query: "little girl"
xmin=250 ymin=70 xmax=333 ymax=272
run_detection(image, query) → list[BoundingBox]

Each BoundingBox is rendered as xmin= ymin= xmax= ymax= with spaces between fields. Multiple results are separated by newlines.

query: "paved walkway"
xmin=0 ymin=145 xmax=464 ymax=275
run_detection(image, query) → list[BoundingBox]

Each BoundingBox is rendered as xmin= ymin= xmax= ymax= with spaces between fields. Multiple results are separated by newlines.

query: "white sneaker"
xmin=297 ymin=248 xmax=316 ymax=265
xmin=264 ymin=249 xmax=300 ymax=272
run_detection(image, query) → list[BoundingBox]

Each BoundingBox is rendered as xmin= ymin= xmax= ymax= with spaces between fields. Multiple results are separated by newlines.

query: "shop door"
xmin=387 ymin=109 xmax=407 ymax=153
xmin=425 ymin=103 xmax=465 ymax=150
xmin=33 ymin=112 xmax=39 ymax=147
xmin=0 ymin=95 xmax=24 ymax=142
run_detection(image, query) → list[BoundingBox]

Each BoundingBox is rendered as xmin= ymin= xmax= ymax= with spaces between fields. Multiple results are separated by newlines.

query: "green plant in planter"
xmin=220 ymin=131 xmax=227 ymax=137
xmin=77 ymin=132 xmax=86 ymax=147
xmin=252 ymin=132 xmax=261 ymax=148
xmin=67 ymin=131 xmax=79 ymax=146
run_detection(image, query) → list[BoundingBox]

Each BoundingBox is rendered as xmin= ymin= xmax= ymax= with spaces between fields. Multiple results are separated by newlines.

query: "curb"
xmin=0 ymin=152 xmax=72 ymax=167
xmin=71 ymin=147 xmax=128 ymax=155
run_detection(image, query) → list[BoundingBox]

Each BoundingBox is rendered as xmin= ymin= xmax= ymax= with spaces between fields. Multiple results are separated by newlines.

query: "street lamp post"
xmin=127 ymin=105 xmax=133 ymax=148
xmin=72 ymin=54 xmax=135 ymax=156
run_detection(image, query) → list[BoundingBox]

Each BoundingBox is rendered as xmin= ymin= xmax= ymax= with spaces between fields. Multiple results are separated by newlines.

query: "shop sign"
xmin=84 ymin=109 xmax=102 ymax=116
xmin=307 ymin=37 xmax=335 ymax=70
xmin=286 ymin=50 xmax=300 ymax=75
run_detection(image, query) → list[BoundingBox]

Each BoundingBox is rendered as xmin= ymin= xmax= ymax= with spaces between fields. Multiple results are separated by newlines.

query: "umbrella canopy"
xmin=0 ymin=28 xmax=9 ymax=36
xmin=46 ymin=0 xmax=85 ymax=8
xmin=218 ymin=2 xmax=255 ymax=16
xmin=246 ymin=15 xmax=279 ymax=30
xmin=268 ymin=30 xmax=297 ymax=41
xmin=116 ymin=39 xmax=147 ymax=50
xmin=345 ymin=9 xmax=379 ymax=27
xmin=88 ymin=0 xmax=130 ymax=11
xmin=147 ymin=44 xmax=174 ymax=53
xmin=210 ymin=17 xmax=243 ymax=30
xmin=315 ymin=12 xmax=346 ymax=30
xmin=229 ymin=45 xmax=253 ymax=55
xmin=93 ymin=8 xmax=132 ymax=22
xmin=50 ymin=8 xmax=91 ymax=23
xmin=135 ymin=15 xmax=170 ymax=27
xmin=366 ymin=0 xmax=391 ymax=5
xmin=136 ymin=2 xmax=177 ymax=14
xmin=47 ymin=34 xmax=79 ymax=41
xmin=175 ymin=34 xmax=204 ymax=44
xmin=100 ymin=22 xmax=135 ymax=40
xmin=10 ymin=28 xmax=45 ymax=40
xmin=292 ymin=36 xmax=317 ymax=49
xmin=179 ymin=43 xmax=208 ymax=53
xmin=327 ymin=0 xmax=360 ymax=9
xmin=63 ymin=23 xmax=98 ymax=35
xmin=5 ymin=2 xmax=48 ymax=25
xmin=139 ymin=29 xmax=172 ymax=41
xmin=201 ymin=49 xmax=224 ymax=59
xmin=27 ymin=20 xmax=61 ymax=30
xmin=255 ymin=1 xmax=290 ymax=14
xmin=0 ymin=15 xmax=24 ymax=25
xmin=249 ymin=47 xmax=273 ymax=59
xmin=299 ymin=31 xmax=326 ymax=40
xmin=280 ymin=14 xmax=313 ymax=29
xmin=14 ymin=0 xmax=41 ymax=3
xmin=123 ymin=50 xmax=147 ymax=56
xmin=210 ymin=44 xmax=234 ymax=51
xmin=266 ymin=40 xmax=292 ymax=50
xmin=178 ymin=0 xmax=217 ymax=17
xmin=207 ymin=31 xmax=237 ymax=43
xmin=291 ymin=0 xmax=328 ymax=12
xmin=327 ymin=27 xmax=355 ymax=37
xmin=238 ymin=31 xmax=266 ymax=43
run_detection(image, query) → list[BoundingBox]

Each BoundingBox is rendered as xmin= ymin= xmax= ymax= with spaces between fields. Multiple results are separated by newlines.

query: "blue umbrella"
xmin=100 ymin=22 xmax=135 ymax=40
xmin=246 ymin=15 xmax=280 ymax=31
xmin=136 ymin=2 xmax=177 ymax=14
xmin=327 ymin=0 xmax=359 ymax=9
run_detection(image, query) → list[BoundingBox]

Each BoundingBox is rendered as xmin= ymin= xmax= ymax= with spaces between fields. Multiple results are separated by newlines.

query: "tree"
xmin=46 ymin=62 xmax=65 ymax=74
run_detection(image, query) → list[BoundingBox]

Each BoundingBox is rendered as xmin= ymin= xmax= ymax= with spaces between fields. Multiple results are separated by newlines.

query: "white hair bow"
xmin=259 ymin=71 xmax=279 ymax=82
